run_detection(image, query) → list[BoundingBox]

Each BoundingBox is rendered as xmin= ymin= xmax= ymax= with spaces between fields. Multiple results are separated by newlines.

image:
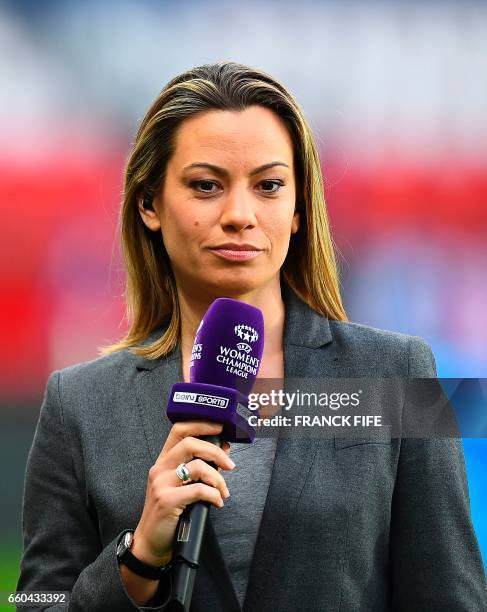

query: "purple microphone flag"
xmin=167 ymin=298 xmax=264 ymax=442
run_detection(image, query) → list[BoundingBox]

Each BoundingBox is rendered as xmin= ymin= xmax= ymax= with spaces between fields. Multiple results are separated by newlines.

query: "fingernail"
xmin=224 ymin=489 xmax=230 ymax=499
xmin=228 ymin=459 xmax=236 ymax=469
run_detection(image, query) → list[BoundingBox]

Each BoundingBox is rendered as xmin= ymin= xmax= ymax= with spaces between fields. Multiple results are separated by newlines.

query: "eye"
xmin=189 ymin=180 xmax=220 ymax=194
xmin=188 ymin=178 xmax=284 ymax=196
xmin=259 ymin=179 xmax=284 ymax=194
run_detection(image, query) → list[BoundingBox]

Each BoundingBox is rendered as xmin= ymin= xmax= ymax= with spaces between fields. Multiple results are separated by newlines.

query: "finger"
xmin=174 ymin=458 xmax=230 ymax=499
xmin=160 ymin=421 xmax=223 ymax=457
xmin=218 ymin=442 xmax=232 ymax=469
xmin=172 ymin=481 xmax=226 ymax=509
xmin=160 ymin=436 xmax=236 ymax=471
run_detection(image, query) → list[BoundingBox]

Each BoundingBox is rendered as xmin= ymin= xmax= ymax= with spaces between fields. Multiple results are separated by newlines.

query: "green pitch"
xmin=0 ymin=543 xmax=21 ymax=611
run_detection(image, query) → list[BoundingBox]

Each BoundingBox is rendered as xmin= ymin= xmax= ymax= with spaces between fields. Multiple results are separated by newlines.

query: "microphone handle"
xmin=169 ymin=434 xmax=224 ymax=611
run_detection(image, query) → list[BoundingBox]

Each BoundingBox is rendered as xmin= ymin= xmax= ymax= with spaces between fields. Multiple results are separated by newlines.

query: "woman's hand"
xmin=132 ymin=420 xmax=235 ymax=567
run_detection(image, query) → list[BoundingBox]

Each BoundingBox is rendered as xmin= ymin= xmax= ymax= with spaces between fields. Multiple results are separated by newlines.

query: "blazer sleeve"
xmin=389 ymin=337 xmax=487 ymax=611
xmin=16 ymin=371 xmax=173 ymax=611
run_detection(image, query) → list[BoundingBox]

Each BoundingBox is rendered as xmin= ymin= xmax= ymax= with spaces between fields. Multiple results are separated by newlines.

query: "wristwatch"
xmin=116 ymin=530 xmax=171 ymax=580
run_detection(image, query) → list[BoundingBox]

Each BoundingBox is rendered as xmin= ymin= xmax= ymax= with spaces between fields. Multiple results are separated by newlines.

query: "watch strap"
xmin=117 ymin=531 xmax=172 ymax=580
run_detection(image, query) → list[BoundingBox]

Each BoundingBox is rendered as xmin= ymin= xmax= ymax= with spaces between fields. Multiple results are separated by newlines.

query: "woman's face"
xmin=139 ymin=105 xmax=299 ymax=299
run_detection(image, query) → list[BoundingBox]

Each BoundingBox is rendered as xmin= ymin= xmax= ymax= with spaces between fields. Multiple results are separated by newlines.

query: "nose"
xmin=219 ymin=188 xmax=257 ymax=232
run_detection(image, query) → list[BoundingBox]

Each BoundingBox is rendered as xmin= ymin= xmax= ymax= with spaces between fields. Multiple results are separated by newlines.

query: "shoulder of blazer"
xmin=53 ymin=327 xmax=170 ymax=403
xmin=327 ymin=319 xmax=437 ymax=377
xmin=57 ymin=346 xmax=138 ymax=384
xmin=282 ymin=283 xmax=436 ymax=377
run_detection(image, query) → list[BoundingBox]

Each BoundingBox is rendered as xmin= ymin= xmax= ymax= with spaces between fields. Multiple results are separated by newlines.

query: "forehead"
xmin=170 ymin=106 xmax=294 ymax=167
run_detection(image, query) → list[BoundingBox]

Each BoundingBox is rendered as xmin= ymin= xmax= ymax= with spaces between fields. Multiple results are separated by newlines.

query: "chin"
xmin=205 ymin=270 xmax=272 ymax=298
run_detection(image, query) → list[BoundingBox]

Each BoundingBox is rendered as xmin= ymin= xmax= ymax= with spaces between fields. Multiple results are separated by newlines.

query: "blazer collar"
xmin=282 ymin=281 xmax=332 ymax=348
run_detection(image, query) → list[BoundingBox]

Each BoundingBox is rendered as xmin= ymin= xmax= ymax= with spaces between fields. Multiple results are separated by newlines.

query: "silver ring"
xmin=176 ymin=463 xmax=191 ymax=483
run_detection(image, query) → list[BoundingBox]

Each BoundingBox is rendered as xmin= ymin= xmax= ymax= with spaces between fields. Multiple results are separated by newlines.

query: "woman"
xmin=17 ymin=62 xmax=486 ymax=611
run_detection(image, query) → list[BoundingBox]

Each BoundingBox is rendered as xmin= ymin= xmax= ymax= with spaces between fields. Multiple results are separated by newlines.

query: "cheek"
xmin=161 ymin=204 xmax=191 ymax=238
xmin=264 ymin=214 xmax=296 ymax=249
xmin=160 ymin=206 xmax=208 ymax=257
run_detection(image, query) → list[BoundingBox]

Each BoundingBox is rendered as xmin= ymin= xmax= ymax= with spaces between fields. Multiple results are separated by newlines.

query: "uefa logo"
xmin=234 ymin=324 xmax=259 ymax=343
xmin=236 ymin=342 xmax=252 ymax=354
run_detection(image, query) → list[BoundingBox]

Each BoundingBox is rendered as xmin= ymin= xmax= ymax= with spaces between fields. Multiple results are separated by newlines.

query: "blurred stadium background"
xmin=1 ymin=0 xmax=486 ymax=596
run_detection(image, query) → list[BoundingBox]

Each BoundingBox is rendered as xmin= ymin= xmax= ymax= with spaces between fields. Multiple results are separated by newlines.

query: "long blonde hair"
xmin=101 ymin=61 xmax=347 ymax=359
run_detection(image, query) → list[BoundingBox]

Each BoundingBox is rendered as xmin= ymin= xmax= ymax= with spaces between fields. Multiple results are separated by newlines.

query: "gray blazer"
xmin=17 ymin=285 xmax=486 ymax=611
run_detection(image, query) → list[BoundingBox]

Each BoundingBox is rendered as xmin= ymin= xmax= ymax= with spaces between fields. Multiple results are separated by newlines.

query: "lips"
xmin=208 ymin=243 xmax=264 ymax=261
xmin=209 ymin=243 xmax=264 ymax=251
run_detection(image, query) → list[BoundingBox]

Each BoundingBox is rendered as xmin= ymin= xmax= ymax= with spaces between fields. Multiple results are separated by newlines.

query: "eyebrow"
xmin=182 ymin=161 xmax=290 ymax=177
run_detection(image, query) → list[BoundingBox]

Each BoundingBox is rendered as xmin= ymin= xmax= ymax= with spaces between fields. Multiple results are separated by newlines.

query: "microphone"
xmin=168 ymin=297 xmax=264 ymax=441
xmin=165 ymin=298 xmax=264 ymax=610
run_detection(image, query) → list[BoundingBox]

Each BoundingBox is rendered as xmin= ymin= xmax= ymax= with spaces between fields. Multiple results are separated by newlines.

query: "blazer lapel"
xmin=243 ymin=287 xmax=338 ymax=611
xmin=133 ymin=351 xmax=181 ymax=463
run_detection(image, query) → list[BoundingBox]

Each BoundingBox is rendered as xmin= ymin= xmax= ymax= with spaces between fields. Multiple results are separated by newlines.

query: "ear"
xmin=137 ymin=194 xmax=161 ymax=232
xmin=291 ymin=209 xmax=300 ymax=234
